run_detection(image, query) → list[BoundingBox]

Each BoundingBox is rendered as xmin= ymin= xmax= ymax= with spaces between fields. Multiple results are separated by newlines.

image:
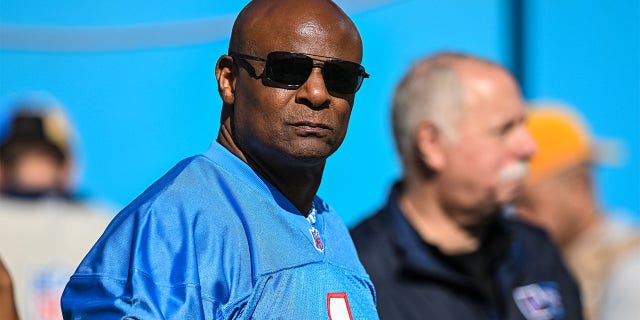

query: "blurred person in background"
xmin=0 ymin=92 xmax=112 ymax=320
xmin=515 ymin=103 xmax=640 ymax=320
xmin=351 ymin=52 xmax=583 ymax=319
xmin=0 ymin=100 xmax=72 ymax=198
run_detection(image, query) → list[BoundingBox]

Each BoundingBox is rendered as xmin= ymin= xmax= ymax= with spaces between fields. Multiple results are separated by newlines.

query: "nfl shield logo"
xmin=309 ymin=227 xmax=324 ymax=252
xmin=513 ymin=282 xmax=565 ymax=320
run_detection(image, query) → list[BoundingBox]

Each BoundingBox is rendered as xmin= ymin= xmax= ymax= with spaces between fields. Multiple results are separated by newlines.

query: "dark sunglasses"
xmin=229 ymin=51 xmax=369 ymax=94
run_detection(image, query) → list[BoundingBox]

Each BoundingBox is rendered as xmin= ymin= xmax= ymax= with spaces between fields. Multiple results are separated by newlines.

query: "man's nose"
xmin=295 ymin=68 xmax=331 ymax=109
xmin=515 ymin=125 xmax=538 ymax=160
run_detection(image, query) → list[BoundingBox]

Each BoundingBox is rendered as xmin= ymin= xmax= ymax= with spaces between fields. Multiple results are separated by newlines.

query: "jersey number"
xmin=327 ymin=292 xmax=353 ymax=320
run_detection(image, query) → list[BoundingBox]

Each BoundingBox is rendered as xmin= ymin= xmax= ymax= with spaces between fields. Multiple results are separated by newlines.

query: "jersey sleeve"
xmin=62 ymin=269 xmax=212 ymax=319
xmin=60 ymin=202 xmax=228 ymax=319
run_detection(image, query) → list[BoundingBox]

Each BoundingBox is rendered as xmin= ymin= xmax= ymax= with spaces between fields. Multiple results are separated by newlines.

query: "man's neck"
xmin=561 ymin=207 xmax=604 ymax=251
xmin=216 ymin=128 xmax=323 ymax=214
xmin=400 ymin=186 xmax=484 ymax=255
xmin=253 ymin=162 xmax=323 ymax=215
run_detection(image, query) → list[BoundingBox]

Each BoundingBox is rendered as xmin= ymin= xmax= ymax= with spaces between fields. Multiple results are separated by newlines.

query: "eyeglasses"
xmin=229 ymin=51 xmax=369 ymax=94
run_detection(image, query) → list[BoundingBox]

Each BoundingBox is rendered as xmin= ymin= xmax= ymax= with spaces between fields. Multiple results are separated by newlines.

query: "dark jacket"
xmin=351 ymin=185 xmax=583 ymax=320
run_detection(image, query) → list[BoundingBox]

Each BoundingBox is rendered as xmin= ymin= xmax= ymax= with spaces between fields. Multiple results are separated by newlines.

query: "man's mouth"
xmin=291 ymin=121 xmax=332 ymax=136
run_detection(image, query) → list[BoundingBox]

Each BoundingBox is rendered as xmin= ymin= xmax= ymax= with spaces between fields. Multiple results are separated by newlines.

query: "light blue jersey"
xmin=61 ymin=142 xmax=378 ymax=319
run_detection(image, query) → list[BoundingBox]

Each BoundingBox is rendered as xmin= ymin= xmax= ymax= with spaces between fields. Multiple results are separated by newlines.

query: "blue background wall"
xmin=1 ymin=0 xmax=638 ymax=226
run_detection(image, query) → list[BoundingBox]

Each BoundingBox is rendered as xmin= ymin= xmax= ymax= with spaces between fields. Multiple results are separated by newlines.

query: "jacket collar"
xmin=384 ymin=182 xmax=513 ymax=290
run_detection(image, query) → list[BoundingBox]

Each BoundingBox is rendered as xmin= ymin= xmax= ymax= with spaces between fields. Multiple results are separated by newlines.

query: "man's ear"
xmin=415 ymin=121 xmax=446 ymax=170
xmin=572 ymin=164 xmax=594 ymax=197
xmin=216 ymin=55 xmax=236 ymax=105
xmin=60 ymin=160 xmax=74 ymax=192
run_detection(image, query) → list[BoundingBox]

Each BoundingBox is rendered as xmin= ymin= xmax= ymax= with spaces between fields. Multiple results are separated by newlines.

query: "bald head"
xmin=392 ymin=52 xmax=517 ymax=167
xmin=229 ymin=0 xmax=362 ymax=60
xmin=214 ymin=0 xmax=366 ymax=213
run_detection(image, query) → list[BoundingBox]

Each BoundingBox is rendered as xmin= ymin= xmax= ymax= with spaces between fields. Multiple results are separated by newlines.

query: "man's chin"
xmin=496 ymin=183 xmax=524 ymax=204
xmin=455 ymin=208 xmax=499 ymax=229
xmin=277 ymin=148 xmax=332 ymax=167
xmin=282 ymin=140 xmax=338 ymax=162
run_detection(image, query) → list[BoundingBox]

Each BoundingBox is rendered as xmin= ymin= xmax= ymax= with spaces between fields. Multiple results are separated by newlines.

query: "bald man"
xmin=351 ymin=53 xmax=583 ymax=319
xmin=61 ymin=1 xmax=377 ymax=318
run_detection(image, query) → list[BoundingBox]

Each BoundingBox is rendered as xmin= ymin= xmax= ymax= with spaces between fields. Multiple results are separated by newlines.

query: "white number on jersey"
xmin=327 ymin=292 xmax=354 ymax=320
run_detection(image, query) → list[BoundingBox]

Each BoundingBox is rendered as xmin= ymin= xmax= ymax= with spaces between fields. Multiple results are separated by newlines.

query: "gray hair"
xmin=391 ymin=53 xmax=467 ymax=166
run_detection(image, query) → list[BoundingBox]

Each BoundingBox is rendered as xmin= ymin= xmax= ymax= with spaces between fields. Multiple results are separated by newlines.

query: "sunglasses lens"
xmin=323 ymin=61 xmax=365 ymax=94
xmin=266 ymin=53 xmax=313 ymax=86
xmin=263 ymin=52 xmax=366 ymax=94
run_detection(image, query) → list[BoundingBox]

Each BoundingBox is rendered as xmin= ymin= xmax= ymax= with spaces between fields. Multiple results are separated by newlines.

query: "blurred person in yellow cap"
xmin=0 ymin=92 xmax=112 ymax=320
xmin=515 ymin=102 xmax=640 ymax=320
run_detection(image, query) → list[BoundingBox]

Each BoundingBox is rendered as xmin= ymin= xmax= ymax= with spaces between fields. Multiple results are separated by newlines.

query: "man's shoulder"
xmin=350 ymin=209 xmax=389 ymax=243
xmin=502 ymin=217 xmax=571 ymax=269
xmin=103 ymin=153 xmax=255 ymax=239
xmin=503 ymin=217 xmax=551 ymax=240
xmin=349 ymin=208 xmax=398 ymax=271
xmin=129 ymin=153 xmax=249 ymax=208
